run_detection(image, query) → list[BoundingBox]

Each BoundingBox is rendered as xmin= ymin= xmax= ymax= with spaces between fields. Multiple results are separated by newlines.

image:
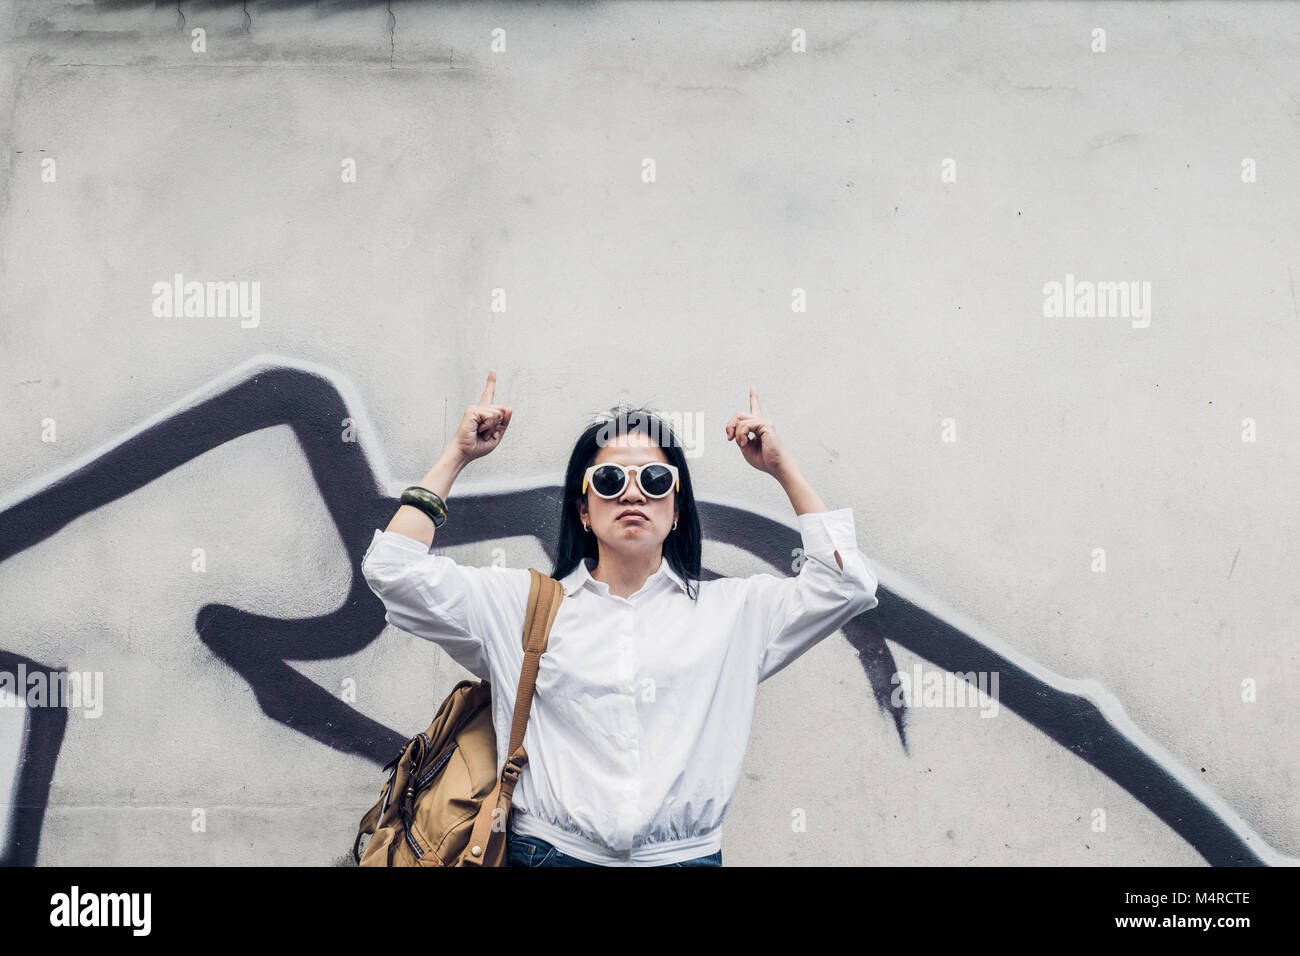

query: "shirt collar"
xmin=560 ymin=555 xmax=690 ymax=598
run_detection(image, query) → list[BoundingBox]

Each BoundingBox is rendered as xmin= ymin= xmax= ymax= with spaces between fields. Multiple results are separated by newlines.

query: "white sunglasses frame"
xmin=582 ymin=461 xmax=681 ymax=500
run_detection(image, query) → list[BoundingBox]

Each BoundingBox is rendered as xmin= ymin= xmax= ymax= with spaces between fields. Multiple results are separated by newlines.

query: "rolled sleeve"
xmin=752 ymin=508 xmax=880 ymax=684
xmin=359 ymin=529 xmax=529 ymax=680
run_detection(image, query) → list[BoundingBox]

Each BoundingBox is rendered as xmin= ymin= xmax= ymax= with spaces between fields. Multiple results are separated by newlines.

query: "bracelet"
xmin=400 ymin=486 xmax=449 ymax=528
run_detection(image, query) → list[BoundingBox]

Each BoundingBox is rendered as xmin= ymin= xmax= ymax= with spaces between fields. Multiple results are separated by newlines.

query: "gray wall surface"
xmin=0 ymin=1 xmax=1296 ymax=866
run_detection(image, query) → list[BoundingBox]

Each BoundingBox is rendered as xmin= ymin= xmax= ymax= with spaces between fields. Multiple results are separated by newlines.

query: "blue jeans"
xmin=507 ymin=832 xmax=722 ymax=867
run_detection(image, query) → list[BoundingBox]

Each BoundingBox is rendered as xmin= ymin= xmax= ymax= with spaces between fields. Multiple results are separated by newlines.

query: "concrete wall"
xmin=1 ymin=1 xmax=1296 ymax=866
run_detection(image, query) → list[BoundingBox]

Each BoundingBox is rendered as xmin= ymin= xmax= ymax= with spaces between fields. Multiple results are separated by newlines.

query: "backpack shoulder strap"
xmin=462 ymin=568 xmax=563 ymax=865
xmin=507 ymin=568 xmax=563 ymax=756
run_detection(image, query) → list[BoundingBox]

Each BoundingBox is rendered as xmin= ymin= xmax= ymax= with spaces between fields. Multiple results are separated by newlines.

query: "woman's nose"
xmin=620 ymin=471 xmax=647 ymax=501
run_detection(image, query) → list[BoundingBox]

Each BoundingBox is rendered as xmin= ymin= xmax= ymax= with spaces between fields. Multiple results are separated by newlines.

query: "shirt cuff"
xmin=362 ymin=528 xmax=432 ymax=561
xmin=796 ymin=507 xmax=858 ymax=555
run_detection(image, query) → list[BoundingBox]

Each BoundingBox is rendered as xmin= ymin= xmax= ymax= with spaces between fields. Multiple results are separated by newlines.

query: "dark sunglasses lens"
xmin=591 ymin=464 xmax=627 ymax=497
xmin=640 ymin=464 xmax=673 ymax=496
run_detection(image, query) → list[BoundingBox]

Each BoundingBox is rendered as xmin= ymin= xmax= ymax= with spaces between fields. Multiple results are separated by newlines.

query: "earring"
xmin=672 ymin=520 xmax=678 ymax=531
xmin=583 ymin=523 xmax=590 ymax=532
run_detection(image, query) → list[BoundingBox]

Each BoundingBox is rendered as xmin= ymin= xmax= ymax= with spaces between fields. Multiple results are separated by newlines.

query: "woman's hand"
xmin=449 ymin=368 xmax=513 ymax=464
xmin=725 ymin=386 xmax=792 ymax=478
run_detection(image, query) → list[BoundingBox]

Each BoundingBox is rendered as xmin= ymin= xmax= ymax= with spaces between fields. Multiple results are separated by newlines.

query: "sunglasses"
xmin=582 ymin=461 xmax=681 ymax=500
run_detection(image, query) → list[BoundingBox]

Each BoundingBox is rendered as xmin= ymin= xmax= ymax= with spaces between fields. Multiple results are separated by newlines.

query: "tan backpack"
xmin=353 ymin=566 xmax=563 ymax=867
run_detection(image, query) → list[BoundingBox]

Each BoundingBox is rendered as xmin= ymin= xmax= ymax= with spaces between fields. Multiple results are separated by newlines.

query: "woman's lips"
xmin=618 ymin=513 xmax=647 ymax=521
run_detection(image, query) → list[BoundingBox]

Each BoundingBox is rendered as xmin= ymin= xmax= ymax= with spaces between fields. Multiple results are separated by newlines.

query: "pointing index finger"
xmin=480 ymin=368 xmax=496 ymax=406
xmin=749 ymin=385 xmax=761 ymax=416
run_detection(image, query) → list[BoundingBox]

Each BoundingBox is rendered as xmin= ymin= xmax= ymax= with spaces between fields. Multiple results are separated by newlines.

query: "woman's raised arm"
xmin=384 ymin=368 xmax=513 ymax=547
xmin=361 ymin=368 xmax=527 ymax=680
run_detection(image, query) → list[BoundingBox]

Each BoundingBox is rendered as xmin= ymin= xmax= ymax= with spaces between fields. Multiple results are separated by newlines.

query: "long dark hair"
xmin=551 ymin=404 xmax=702 ymax=601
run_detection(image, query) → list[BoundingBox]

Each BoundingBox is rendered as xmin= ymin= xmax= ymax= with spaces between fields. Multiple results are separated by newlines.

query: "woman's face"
xmin=578 ymin=431 xmax=679 ymax=557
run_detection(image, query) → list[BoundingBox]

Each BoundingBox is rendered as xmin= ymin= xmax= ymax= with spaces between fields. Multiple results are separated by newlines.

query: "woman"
xmin=360 ymin=369 xmax=880 ymax=867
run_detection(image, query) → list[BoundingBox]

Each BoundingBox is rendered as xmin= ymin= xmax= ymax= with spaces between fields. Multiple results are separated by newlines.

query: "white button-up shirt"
xmin=359 ymin=506 xmax=879 ymax=865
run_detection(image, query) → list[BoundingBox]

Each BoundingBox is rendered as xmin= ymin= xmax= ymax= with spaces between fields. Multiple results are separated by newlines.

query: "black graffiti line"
xmin=0 ymin=354 xmax=1291 ymax=866
xmin=0 ymin=652 xmax=69 ymax=867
